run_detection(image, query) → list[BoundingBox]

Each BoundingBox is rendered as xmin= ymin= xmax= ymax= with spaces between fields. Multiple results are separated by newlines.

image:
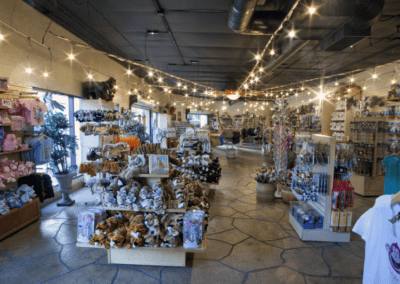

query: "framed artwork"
xmin=0 ymin=78 xmax=8 ymax=91
xmin=149 ymin=154 xmax=169 ymax=175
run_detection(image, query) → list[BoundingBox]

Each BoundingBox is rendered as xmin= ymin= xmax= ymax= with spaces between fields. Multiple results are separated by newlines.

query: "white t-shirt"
xmin=353 ymin=195 xmax=400 ymax=284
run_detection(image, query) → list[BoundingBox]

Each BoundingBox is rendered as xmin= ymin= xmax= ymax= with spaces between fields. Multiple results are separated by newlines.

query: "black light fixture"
xmin=147 ymin=30 xmax=159 ymax=35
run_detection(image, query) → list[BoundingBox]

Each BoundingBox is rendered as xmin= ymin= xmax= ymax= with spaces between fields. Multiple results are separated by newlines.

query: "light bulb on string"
xmin=372 ymin=74 xmax=378 ymax=79
xmin=259 ymin=67 xmax=263 ymax=72
xmin=158 ymin=78 xmax=162 ymax=83
xmin=177 ymin=82 xmax=181 ymax=87
xmin=363 ymin=86 xmax=367 ymax=90
xmin=255 ymin=77 xmax=259 ymax=82
xmin=350 ymin=77 xmax=355 ymax=82
xmin=308 ymin=7 xmax=316 ymax=15
xmin=255 ymin=54 xmax=261 ymax=60
xmin=148 ymin=71 xmax=153 ymax=77
xmin=127 ymin=69 xmax=132 ymax=75
xmin=270 ymin=50 xmax=275 ymax=55
xmin=0 ymin=34 xmax=4 ymax=40
xmin=134 ymin=88 xmax=138 ymax=92
xmin=183 ymin=85 xmax=187 ymax=90
xmin=335 ymin=82 xmax=338 ymax=86
xmin=25 ymin=67 xmax=32 ymax=74
xmin=244 ymin=84 xmax=248 ymax=89
xmin=288 ymin=30 xmax=295 ymax=38
xmin=149 ymin=89 xmax=152 ymax=93
xmin=43 ymin=72 xmax=49 ymax=78
xmin=392 ymin=79 xmax=396 ymax=84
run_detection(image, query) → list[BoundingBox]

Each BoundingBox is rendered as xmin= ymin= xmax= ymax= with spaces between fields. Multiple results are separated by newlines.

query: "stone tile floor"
xmin=0 ymin=147 xmax=376 ymax=284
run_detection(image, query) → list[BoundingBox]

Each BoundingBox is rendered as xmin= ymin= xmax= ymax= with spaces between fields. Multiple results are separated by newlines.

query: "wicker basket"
xmin=256 ymin=182 xmax=275 ymax=202
xmin=281 ymin=188 xmax=298 ymax=204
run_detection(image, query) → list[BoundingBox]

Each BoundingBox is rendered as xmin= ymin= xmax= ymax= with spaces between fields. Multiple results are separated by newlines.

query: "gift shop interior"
xmin=1 ymin=0 xmax=400 ymax=283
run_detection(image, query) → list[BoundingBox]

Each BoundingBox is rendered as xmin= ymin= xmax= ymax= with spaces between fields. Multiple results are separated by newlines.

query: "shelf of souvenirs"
xmin=0 ymin=197 xmax=40 ymax=220
xmin=0 ymin=148 xmax=33 ymax=156
xmin=0 ymin=124 xmax=12 ymax=127
xmin=1 ymin=173 xmax=34 ymax=191
xmin=102 ymin=201 xmax=187 ymax=214
xmin=76 ymin=233 xmax=207 ymax=253
xmin=331 ymin=120 xmax=345 ymax=122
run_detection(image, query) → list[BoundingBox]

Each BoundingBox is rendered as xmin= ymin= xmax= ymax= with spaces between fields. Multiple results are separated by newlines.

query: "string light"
xmin=68 ymin=53 xmax=75 ymax=60
xmin=158 ymin=78 xmax=162 ymax=82
xmin=148 ymin=71 xmax=153 ymax=77
xmin=255 ymin=55 xmax=261 ymax=60
xmin=288 ymin=30 xmax=295 ymax=38
xmin=114 ymin=85 xmax=118 ymax=89
xmin=0 ymin=34 xmax=4 ymax=40
xmin=372 ymin=74 xmax=378 ymax=79
xmin=183 ymin=85 xmax=187 ymax=90
xmin=88 ymin=74 xmax=93 ymax=79
xmin=350 ymin=78 xmax=355 ymax=82
xmin=244 ymin=84 xmax=248 ymax=89
xmin=134 ymin=88 xmax=138 ymax=92
xmin=25 ymin=67 xmax=32 ymax=74
xmin=363 ymin=86 xmax=367 ymax=90
xmin=259 ymin=67 xmax=264 ymax=72
xmin=270 ymin=50 xmax=275 ymax=55
xmin=127 ymin=70 xmax=132 ymax=75
xmin=164 ymin=88 xmax=168 ymax=92
xmin=335 ymin=82 xmax=338 ymax=86
xmin=301 ymin=87 xmax=304 ymax=91
xmin=128 ymin=91 xmax=131 ymax=95
xmin=177 ymin=82 xmax=181 ymax=87
xmin=149 ymin=89 xmax=152 ymax=93
xmin=308 ymin=7 xmax=316 ymax=14
xmin=295 ymin=93 xmax=298 ymax=96
xmin=43 ymin=72 xmax=48 ymax=78
xmin=392 ymin=79 xmax=396 ymax=84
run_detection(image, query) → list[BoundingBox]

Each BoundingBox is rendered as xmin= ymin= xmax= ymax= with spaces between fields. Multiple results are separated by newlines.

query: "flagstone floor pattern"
xmin=0 ymin=148 xmax=376 ymax=283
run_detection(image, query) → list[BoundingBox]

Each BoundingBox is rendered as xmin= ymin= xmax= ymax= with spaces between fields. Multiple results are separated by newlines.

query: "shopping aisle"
xmin=0 ymin=148 xmax=375 ymax=284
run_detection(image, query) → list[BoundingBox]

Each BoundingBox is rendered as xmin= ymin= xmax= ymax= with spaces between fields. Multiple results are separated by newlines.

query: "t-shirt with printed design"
xmin=353 ymin=195 xmax=400 ymax=283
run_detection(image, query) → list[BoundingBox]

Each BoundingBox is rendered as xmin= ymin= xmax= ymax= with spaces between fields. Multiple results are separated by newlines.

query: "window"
xmin=34 ymin=90 xmax=80 ymax=185
xmin=188 ymin=114 xmax=208 ymax=128
xmin=131 ymin=106 xmax=151 ymax=142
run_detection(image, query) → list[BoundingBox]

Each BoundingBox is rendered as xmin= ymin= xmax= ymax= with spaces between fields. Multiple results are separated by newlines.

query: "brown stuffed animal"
xmin=109 ymin=226 xmax=129 ymax=248
xmin=127 ymin=224 xmax=147 ymax=248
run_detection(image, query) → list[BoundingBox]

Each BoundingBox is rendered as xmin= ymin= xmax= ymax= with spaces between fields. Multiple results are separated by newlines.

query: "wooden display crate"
xmin=0 ymin=197 xmax=41 ymax=241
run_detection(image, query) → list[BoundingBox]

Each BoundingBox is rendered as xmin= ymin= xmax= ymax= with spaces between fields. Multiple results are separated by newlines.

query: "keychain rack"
xmin=289 ymin=134 xmax=350 ymax=242
xmin=349 ymin=117 xmax=385 ymax=196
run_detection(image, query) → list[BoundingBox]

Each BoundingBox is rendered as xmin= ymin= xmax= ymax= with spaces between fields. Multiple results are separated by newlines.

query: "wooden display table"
xmin=0 ymin=197 xmax=41 ymax=241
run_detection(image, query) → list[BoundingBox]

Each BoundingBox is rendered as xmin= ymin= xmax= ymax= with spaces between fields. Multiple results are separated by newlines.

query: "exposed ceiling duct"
xmin=319 ymin=0 xmax=385 ymax=51
xmin=227 ymin=0 xmax=284 ymax=35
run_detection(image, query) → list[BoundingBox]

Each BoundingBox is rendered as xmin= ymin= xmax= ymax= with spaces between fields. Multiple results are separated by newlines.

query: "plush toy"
xmin=143 ymin=213 xmax=161 ymax=247
xmin=127 ymin=217 xmax=147 ymax=248
xmin=109 ymin=226 xmax=129 ymax=248
xmin=160 ymin=228 xmax=180 ymax=248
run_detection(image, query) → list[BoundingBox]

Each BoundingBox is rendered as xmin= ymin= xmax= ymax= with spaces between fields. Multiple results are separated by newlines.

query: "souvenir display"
xmin=183 ymin=210 xmax=205 ymax=249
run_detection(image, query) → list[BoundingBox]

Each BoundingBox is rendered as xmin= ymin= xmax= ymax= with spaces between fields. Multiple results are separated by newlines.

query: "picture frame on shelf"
xmin=149 ymin=154 xmax=169 ymax=175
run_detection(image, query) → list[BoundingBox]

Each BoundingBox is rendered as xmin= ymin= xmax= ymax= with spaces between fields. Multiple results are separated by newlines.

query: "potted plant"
xmin=42 ymin=93 xmax=78 ymax=206
xmin=254 ymin=167 xmax=276 ymax=202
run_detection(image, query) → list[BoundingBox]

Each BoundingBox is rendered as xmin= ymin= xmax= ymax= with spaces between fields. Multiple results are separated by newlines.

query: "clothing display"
xmin=353 ymin=195 xmax=400 ymax=283
xmin=21 ymin=135 xmax=53 ymax=165
xmin=18 ymin=173 xmax=54 ymax=203
xmin=383 ymin=155 xmax=400 ymax=195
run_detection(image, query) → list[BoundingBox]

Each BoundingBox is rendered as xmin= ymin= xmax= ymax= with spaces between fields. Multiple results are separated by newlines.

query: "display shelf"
xmin=386 ymin=98 xmax=400 ymax=102
xmin=331 ymin=120 xmax=344 ymax=122
xmin=290 ymin=135 xmax=349 ymax=242
xmin=335 ymin=108 xmax=345 ymax=111
xmin=289 ymin=214 xmax=350 ymax=242
xmin=76 ymin=233 xmax=207 ymax=267
xmin=76 ymin=236 xmax=206 ymax=253
xmin=1 ymin=173 xmax=33 ymax=191
xmin=102 ymin=203 xmax=187 ymax=214
xmin=0 ymin=197 xmax=41 ymax=241
xmin=0 ymin=124 xmax=12 ymax=126
xmin=330 ymin=129 xmax=344 ymax=131
xmin=0 ymin=148 xmax=32 ymax=156
xmin=135 ymin=174 xmax=170 ymax=178
xmin=0 ymin=106 xmax=10 ymax=110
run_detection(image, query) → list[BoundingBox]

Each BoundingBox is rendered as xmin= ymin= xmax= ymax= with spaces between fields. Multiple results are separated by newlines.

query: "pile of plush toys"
xmin=0 ymin=157 xmax=35 ymax=187
xmin=90 ymin=177 xmax=210 ymax=248
xmin=0 ymin=184 xmax=36 ymax=215
xmin=255 ymin=163 xmax=277 ymax=184
xmin=173 ymin=154 xmax=222 ymax=184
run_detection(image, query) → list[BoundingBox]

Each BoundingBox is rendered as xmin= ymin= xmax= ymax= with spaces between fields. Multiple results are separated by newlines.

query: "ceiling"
xmin=25 ymin=0 xmax=400 ymax=99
